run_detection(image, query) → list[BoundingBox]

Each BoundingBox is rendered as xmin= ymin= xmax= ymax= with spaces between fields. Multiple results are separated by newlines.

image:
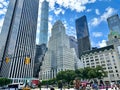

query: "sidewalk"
xmin=31 ymin=88 xmax=113 ymax=90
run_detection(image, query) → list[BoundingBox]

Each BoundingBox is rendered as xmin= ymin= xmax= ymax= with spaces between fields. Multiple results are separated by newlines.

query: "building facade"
xmin=69 ymin=36 xmax=78 ymax=57
xmin=33 ymin=44 xmax=47 ymax=78
xmin=107 ymin=14 xmax=120 ymax=34
xmin=39 ymin=0 xmax=49 ymax=45
xmin=81 ymin=45 xmax=120 ymax=82
xmin=40 ymin=20 xmax=82 ymax=80
xmin=75 ymin=15 xmax=91 ymax=59
xmin=0 ymin=0 xmax=39 ymax=82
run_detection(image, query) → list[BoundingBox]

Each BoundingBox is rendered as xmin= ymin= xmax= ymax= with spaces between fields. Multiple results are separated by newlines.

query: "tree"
xmin=87 ymin=68 xmax=96 ymax=80
xmin=64 ymin=70 xmax=76 ymax=84
xmin=82 ymin=67 xmax=92 ymax=80
xmin=0 ymin=78 xmax=12 ymax=86
xmin=95 ymin=65 xmax=107 ymax=79
xmin=56 ymin=70 xmax=76 ymax=87
xmin=75 ymin=68 xmax=84 ymax=79
xmin=75 ymin=66 xmax=107 ymax=81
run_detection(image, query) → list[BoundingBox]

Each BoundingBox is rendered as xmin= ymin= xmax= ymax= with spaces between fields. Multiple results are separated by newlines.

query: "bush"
xmin=0 ymin=78 xmax=12 ymax=86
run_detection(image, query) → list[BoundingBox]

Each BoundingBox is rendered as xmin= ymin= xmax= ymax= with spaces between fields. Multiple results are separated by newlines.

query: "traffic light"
xmin=24 ymin=57 xmax=31 ymax=64
xmin=5 ymin=57 xmax=10 ymax=63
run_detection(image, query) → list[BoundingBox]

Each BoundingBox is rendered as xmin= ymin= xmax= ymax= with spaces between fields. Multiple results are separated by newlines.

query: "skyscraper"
xmin=33 ymin=44 xmax=47 ymax=78
xmin=39 ymin=0 xmax=49 ymax=45
xmin=75 ymin=15 xmax=91 ymax=59
xmin=107 ymin=14 xmax=120 ymax=34
xmin=107 ymin=14 xmax=120 ymax=46
xmin=40 ymin=20 xmax=81 ymax=80
xmin=69 ymin=36 xmax=78 ymax=57
xmin=0 ymin=0 xmax=39 ymax=82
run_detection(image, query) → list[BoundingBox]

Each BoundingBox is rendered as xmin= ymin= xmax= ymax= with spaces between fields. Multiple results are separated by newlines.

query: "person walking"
xmin=73 ymin=77 xmax=81 ymax=90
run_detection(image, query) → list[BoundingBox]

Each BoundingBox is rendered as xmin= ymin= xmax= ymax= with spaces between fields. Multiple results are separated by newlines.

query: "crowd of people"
xmin=46 ymin=78 xmax=120 ymax=90
xmin=73 ymin=77 xmax=120 ymax=90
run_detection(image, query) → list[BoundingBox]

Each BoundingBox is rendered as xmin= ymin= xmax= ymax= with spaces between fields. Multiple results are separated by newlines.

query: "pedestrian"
xmin=58 ymin=80 xmax=63 ymax=90
xmin=73 ymin=77 xmax=81 ymax=90
xmin=50 ymin=87 xmax=55 ymax=90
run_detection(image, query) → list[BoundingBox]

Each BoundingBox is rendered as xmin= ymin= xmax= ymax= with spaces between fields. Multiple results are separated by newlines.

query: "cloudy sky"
xmin=0 ymin=0 xmax=120 ymax=48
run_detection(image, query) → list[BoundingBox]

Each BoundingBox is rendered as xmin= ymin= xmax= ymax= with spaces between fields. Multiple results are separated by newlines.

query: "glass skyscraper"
xmin=75 ymin=15 xmax=91 ymax=58
xmin=39 ymin=0 xmax=49 ymax=45
xmin=107 ymin=14 xmax=120 ymax=34
xmin=0 ymin=0 xmax=39 ymax=82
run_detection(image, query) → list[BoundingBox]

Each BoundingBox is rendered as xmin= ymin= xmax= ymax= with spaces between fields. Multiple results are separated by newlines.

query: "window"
xmin=90 ymin=57 xmax=93 ymax=59
xmin=107 ymin=60 xmax=110 ymax=62
xmin=96 ymin=62 xmax=99 ymax=64
xmin=108 ymin=67 xmax=112 ymax=69
xmin=109 ymin=70 xmax=113 ymax=73
xmin=91 ymin=60 xmax=94 ymax=62
xmin=110 ymin=74 xmax=114 ymax=77
xmin=102 ymin=64 xmax=106 ymax=66
xmin=86 ymin=60 xmax=89 ymax=63
xmin=95 ymin=59 xmax=99 ymax=61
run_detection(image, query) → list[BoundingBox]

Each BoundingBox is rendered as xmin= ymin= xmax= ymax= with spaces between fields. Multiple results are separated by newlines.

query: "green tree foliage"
xmin=56 ymin=70 xmax=76 ymax=84
xmin=42 ymin=66 xmax=107 ymax=86
xmin=87 ymin=68 xmax=96 ymax=79
xmin=41 ymin=78 xmax=56 ymax=85
xmin=0 ymin=78 xmax=12 ymax=86
xmin=95 ymin=65 xmax=108 ymax=79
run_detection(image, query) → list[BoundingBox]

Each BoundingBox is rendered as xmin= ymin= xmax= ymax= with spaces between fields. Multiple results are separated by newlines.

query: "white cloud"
xmin=91 ymin=7 xmax=116 ymax=27
xmin=0 ymin=8 xmax=7 ymax=15
xmin=0 ymin=17 xmax=4 ymax=33
xmin=54 ymin=8 xmax=65 ymax=15
xmin=47 ymin=0 xmax=96 ymax=13
xmin=91 ymin=40 xmax=107 ymax=48
xmin=0 ymin=0 xmax=9 ymax=32
xmin=63 ymin=20 xmax=68 ymax=30
xmin=0 ymin=0 xmax=9 ymax=7
xmin=98 ymin=40 xmax=107 ymax=47
xmin=95 ymin=9 xmax=100 ymax=15
xmin=91 ymin=18 xmax=99 ymax=26
xmin=86 ymin=9 xmax=92 ymax=12
xmin=92 ymin=32 xmax=103 ymax=37
xmin=0 ymin=3 xmax=3 ymax=8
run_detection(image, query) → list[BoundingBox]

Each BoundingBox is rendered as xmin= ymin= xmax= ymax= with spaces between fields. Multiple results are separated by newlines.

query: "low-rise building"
xmin=81 ymin=45 xmax=120 ymax=82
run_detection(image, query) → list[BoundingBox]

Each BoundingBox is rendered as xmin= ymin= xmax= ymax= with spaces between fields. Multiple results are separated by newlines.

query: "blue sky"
xmin=0 ymin=0 xmax=120 ymax=48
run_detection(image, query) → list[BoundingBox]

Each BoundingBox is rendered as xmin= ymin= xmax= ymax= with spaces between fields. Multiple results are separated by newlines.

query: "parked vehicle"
xmin=8 ymin=82 xmax=25 ymax=90
xmin=31 ymin=79 xmax=39 ymax=88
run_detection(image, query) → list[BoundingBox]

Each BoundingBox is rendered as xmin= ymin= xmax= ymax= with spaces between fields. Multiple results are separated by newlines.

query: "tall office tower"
xmin=33 ymin=44 xmax=47 ymax=78
xmin=75 ymin=15 xmax=91 ymax=59
xmin=39 ymin=0 xmax=49 ymax=45
xmin=107 ymin=14 xmax=120 ymax=45
xmin=107 ymin=14 xmax=120 ymax=34
xmin=40 ymin=20 xmax=82 ymax=80
xmin=0 ymin=0 xmax=39 ymax=82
